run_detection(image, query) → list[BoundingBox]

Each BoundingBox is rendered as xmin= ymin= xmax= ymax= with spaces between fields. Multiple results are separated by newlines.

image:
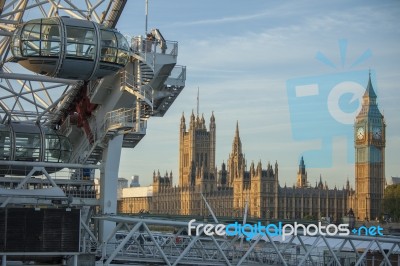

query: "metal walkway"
xmin=90 ymin=215 xmax=400 ymax=266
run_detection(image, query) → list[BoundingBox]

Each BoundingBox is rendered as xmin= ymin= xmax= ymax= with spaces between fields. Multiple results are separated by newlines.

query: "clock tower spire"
xmin=354 ymin=73 xmax=386 ymax=221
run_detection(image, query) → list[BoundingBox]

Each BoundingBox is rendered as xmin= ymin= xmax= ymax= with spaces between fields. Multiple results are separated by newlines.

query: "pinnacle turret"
xmin=181 ymin=112 xmax=185 ymax=123
xmin=235 ymin=121 xmax=240 ymax=138
xmin=363 ymin=72 xmax=377 ymax=99
xmin=210 ymin=111 xmax=215 ymax=122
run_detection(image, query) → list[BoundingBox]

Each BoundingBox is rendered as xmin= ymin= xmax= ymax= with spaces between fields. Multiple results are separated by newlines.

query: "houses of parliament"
xmin=118 ymin=75 xmax=386 ymax=222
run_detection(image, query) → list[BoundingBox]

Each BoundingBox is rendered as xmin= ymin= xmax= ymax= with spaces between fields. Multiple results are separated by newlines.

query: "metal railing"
xmin=0 ymin=164 xmax=99 ymax=209
xmin=103 ymin=108 xmax=147 ymax=135
xmin=169 ymin=65 xmax=186 ymax=81
xmin=164 ymin=65 xmax=186 ymax=88
xmin=94 ymin=215 xmax=400 ymax=266
xmin=120 ymin=70 xmax=153 ymax=102
xmin=131 ymin=37 xmax=178 ymax=56
xmin=104 ymin=108 xmax=136 ymax=132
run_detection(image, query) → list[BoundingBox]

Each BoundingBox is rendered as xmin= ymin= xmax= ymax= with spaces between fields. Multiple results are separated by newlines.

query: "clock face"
xmin=373 ymin=127 xmax=382 ymax=140
xmin=357 ymin=127 xmax=365 ymax=140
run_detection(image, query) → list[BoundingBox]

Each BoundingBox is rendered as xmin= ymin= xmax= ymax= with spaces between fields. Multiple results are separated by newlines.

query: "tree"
xmin=383 ymin=184 xmax=400 ymax=221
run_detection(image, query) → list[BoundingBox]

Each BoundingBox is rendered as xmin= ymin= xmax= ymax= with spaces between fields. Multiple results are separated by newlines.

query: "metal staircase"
xmin=0 ymin=1 xmax=188 ymax=264
xmin=138 ymin=60 xmax=154 ymax=86
xmin=61 ymin=35 xmax=186 ymax=170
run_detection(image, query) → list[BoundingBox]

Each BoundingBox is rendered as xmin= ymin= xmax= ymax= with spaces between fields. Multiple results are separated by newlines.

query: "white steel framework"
xmin=94 ymin=215 xmax=400 ymax=266
xmin=0 ymin=0 xmax=128 ymax=124
xmin=0 ymin=0 xmax=186 ymax=265
xmin=0 ymin=2 xmax=397 ymax=266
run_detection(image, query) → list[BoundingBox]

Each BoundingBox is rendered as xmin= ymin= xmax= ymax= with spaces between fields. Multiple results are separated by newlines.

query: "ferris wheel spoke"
xmin=55 ymin=2 xmax=87 ymax=20
xmin=8 ymin=79 xmax=29 ymax=118
xmin=0 ymin=82 xmax=63 ymax=105
xmin=0 ymin=82 xmax=49 ymax=111
xmin=0 ymin=100 xmax=12 ymax=119
xmin=0 ymin=23 xmax=15 ymax=31
xmin=3 ymin=0 xmax=24 ymax=12
xmin=0 ymin=0 xmax=129 ymax=124
xmin=0 ymin=37 xmax=10 ymax=61
xmin=3 ymin=66 xmax=54 ymax=108
xmin=35 ymin=0 xmax=49 ymax=18
xmin=27 ymin=80 xmax=41 ymax=115
xmin=38 ymin=81 xmax=56 ymax=105
xmin=0 ymin=94 xmax=18 ymax=122
xmin=36 ymin=87 xmax=71 ymax=124
xmin=1 ymin=0 xmax=27 ymax=19
xmin=2 ymin=79 xmax=27 ymax=113
xmin=85 ymin=0 xmax=103 ymax=23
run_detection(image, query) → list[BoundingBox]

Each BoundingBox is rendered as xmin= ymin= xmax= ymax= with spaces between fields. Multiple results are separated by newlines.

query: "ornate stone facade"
xmin=119 ymin=112 xmax=353 ymax=222
xmin=118 ymin=75 xmax=385 ymax=222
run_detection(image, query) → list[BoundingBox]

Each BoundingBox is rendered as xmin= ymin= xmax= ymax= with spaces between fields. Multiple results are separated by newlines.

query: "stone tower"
xmin=229 ymin=122 xmax=247 ymax=215
xmin=179 ymin=111 xmax=216 ymax=189
xmin=296 ymin=156 xmax=308 ymax=188
xmin=228 ymin=122 xmax=245 ymax=185
xmin=354 ymin=74 xmax=386 ymax=221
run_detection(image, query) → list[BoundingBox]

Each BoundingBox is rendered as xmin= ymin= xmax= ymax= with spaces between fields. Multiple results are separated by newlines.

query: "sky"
xmin=115 ymin=0 xmax=400 ymax=188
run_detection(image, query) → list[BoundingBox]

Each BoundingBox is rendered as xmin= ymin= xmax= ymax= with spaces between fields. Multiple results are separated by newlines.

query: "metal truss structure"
xmin=0 ymin=0 xmax=185 ymax=264
xmin=1 ymin=2 xmax=398 ymax=266
xmin=0 ymin=0 xmax=124 ymax=123
xmin=93 ymin=215 xmax=400 ymax=266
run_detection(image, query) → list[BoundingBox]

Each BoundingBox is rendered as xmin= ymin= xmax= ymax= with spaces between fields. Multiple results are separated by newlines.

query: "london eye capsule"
xmin=0 ymin=123 xmax=72 ymax=176
xmin=11 ymin=17 xmax=131 ymax=80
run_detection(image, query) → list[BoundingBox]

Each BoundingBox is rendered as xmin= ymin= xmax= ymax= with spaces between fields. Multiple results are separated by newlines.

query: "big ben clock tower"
xmin=354 ymin=73 xmax=386 ymax=221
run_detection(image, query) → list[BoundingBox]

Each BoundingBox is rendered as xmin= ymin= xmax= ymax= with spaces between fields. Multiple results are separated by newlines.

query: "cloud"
xmin=119 ymin=0 xmax=400 ymax=187
xmin=171 ymin=11 xmax=272 ymax=26
xmin=176 ymin=2 xmax=400 ymax=74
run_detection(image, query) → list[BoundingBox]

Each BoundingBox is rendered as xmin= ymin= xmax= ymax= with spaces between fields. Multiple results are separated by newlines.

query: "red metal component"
xmin=70 ymin=85 xmax=97 ymax=144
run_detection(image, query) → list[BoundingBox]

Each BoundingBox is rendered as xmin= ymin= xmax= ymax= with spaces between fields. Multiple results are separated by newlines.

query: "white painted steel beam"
xmin=104 ymin=221 xmax=144 ymax=265
xmin=0 ymin=72 xmax=79 ymax=85
xmin=236 ymin=235 xmax=262 ymax=266
xmin=93 ymin=214 xmax=400 ymax=265
xmin=142 ymin=222 xmax=172 ymax=266
xmin=0 ymin=160 xmax=99 ymax=169
xmin=99 ymin=134 xmax=123 ymax=243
